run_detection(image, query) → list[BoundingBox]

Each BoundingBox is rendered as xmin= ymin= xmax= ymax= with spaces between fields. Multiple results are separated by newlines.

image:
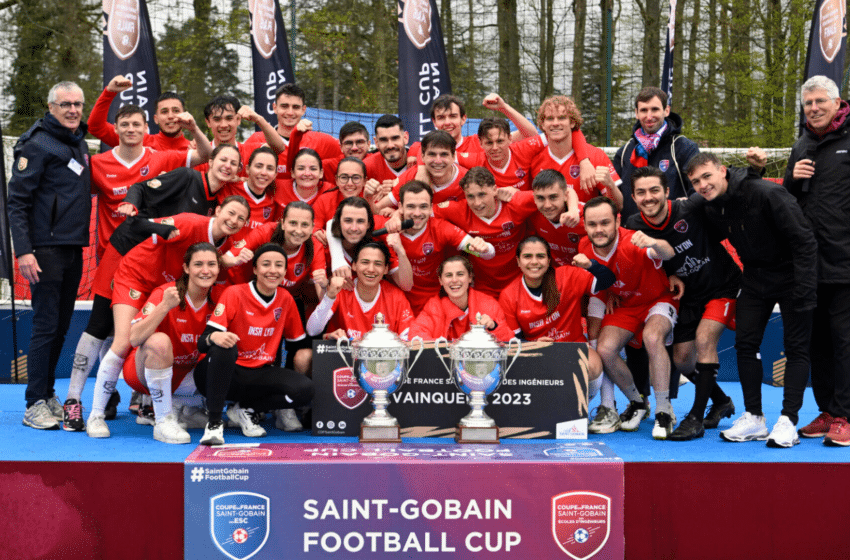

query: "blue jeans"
xmin=25 ymin=246 xmax=83 ymax=408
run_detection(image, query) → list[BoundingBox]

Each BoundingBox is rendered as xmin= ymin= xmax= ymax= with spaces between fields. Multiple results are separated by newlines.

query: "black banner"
xmin=804 ymin=0 xmax=847 ymax=86
xmin=397 ymin=0 xmax=453 ymax=144
xmin=0 ymin=122 xmax=12 ymax=280
xmin=660 ymin=0 xmax=675 ymax=105
xmin=102 ymin=0 xmax=161 ymax=133
xmin=312 ymin=340 xmax=589 ymax=439
xmin=249 ymin=0 xmax=295 ymax=126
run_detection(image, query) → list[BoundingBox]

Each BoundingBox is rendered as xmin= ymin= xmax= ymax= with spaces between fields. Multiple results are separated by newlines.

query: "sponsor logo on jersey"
xmin=659 ymin=159 xmax=670 ymax=172
xmin=148 ymin=178 xmax=162 ymax=189
xmin=106 ymin=0 xmax=141 ymax=60
xmin=210 ymin=492 xmax=270 ymax=560
xmin=422 ymin=242 xmax=434 ymax=255
xmin=214 ymin=303 xmax=225 ymax=317
xmin=129 ymin=289 xmax=141 ymax=300
xmin=249 ymin=0 xmax=278 ymax=59
xmin=569 ymin=165 xmax=580 ymax=179
xmin=294 ymin=263 xmax=304 ymax=276
xmin=674 ymin=219 xmax=688 ymax=233
xmin=273 ymin=307 xmax=282 ymax=321
xmin=140 ymin=165 xmax=149 ymax=177
xmin=552 ymin=491 xmax=611 ymax=559
xmin=333 ymin=367 xmax=368 ymax=409
xmin=142 ymin=302 xmax=154 ymax=315
xmin=112 ymin=186 xmax=128 ymax=196
xmin=277 ymin=165 xmax=287 ymax=174
xmin=401 ymin=0 xmax=433 ymax=50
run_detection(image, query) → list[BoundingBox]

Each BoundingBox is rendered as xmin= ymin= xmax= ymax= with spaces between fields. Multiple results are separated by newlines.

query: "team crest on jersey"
xmin=140 ymin=165 xmax=149 ymax=177
xmin=568 ymin=233 xmax=580 ymax=244
xmin=552 ymin=491 xmax=611 ymax=559
xmin=674 ymin=219 xmax=688 ymax=233
xmin=210 ymin=492 xmax=270 ymax=560
xmin=294 ymin=263 xmax=304 ymax=276
xmin=160 ymin=217 xmax=175 ymax=226
xmin=659 ymin=160 xmax=670 ymax=172
xmin=422 ymin=242 xmax=434 ymax=255
xmin=17 ymin=157 xmax=27 ymax=171
xmin=214 ymin=303 xmax=225 ymax=317
xmin=142 ymin=302 xmax=154 ymax=316
xmin=569 ymin=165 xmax=581 ymax=179
xmin=233 ymin=239 xmax=247 ymax=249
xmin=502 ymin=222 xmax=515 ymax=231
xmin=148 ymin=178 xmax=162 ymax=189
xmin=129 ymin=289 xmax=141 ymax=300
xmin=333 ymin=367 xmax=368 ymax=409
xmin=263 ymin=207 xmax=271 ymax=219
xmin=516 ymin=168 xmax=526 ymax=178
xmin=273 ymin=307 xmax=282 ymax=321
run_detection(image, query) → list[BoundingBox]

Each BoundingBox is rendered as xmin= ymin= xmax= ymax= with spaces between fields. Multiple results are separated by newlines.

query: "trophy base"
xmin=360 ymin=425 xmax=402 ymax=443
xmin=455 ymin=425 xmax=500 ymax=444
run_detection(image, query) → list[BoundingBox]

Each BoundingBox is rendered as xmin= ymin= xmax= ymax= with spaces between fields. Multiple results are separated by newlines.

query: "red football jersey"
xmin=532 ymin=144 xmax=622 ymax=204
xmin=500 ymin=266 xmax=596 ymax=342
xmin=209 ymin=282 xmax=305 ymax=367
xmin=578 ymin=227 xmax=668 ymax=308
xmin=399 ymin=217 xmax=469 ymax=314
xmin=434 ymin=190 xmax=538 ymax=297
xmin=363 ymin=152 xmax=406 ymax=184
xmin=387 ymin=164 xmax=466 ymax=207
xmin=246 ymin=129 xmax=342 ymax=179
xmin=326 ymin=280 xmax=414 ymax=341
xmin=217 ymin=180 xmax=278 ymax=243
xmin=312 ymin=189 xmax=348 ymax=233
xmin=91 ymin=147 xmax=190 ymax=257
xmin=456 ymin=135 xmax=546 ymax=190
xmin=528 ymin=204 xmax=587 ymax=267
xmin=407 ymin=134 xmax=482 ymax=163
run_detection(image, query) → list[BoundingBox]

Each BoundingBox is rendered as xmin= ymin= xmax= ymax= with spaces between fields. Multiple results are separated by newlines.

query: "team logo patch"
xmin=263 ymin=207 xmax=271 ymax=219
xmin=17 ymin=157 xmax=27 ymax=171
xmin=819 ymin=0 xmax=846 ymax=63
xmin=210 ymin=492 xmax=270 ymax=560
xmin=294 ymin=263 xmax=304 ymax=276
xmin=515 ymin=168 xmax=526 ymax=178
xmin=129 ymin=289 xmax=141 ymax=300
xmin=233 ymin=239 xmax=247 ymax=249
xmin=659 ymin=159 xmax=670 ymax=172
xmin=502 ymin=222 xmax=515 ymax=231
xmin=552 ymin=491 xmax=611 ymax=559
xmin=569 ymin=165 xmax=580 ymax=179
xmin=106 ymin=0 xmax=141 ymax=60
xmin=568 ymin=233 xmax=580 ymax=244
xmin=333 ymin=367 xmax=368 ymax=410
xmin=140 ymin=165 xmax=149 ymax=177
xmin=249 ymin=0 xmax=278 ymax=60
xmin=148 ymin=179 xmax=162 ymax=189
xmin=401 ymin=0 xmax=433 ymax=50
xmin=273 ymin=307 xmax=282 ymax=321
xmin=142 ymin=302 xmax=154 ymax=316
xmin=673 ymin=219 xmax=688 ymax=233
xmin=214 ymin=303 xmax=225 ymax=317
xmin=422 ymin=242 xmax=434 ymax=255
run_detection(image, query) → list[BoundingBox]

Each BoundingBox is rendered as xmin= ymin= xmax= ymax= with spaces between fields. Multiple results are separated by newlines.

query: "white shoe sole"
xmin=766 ymin=436 xmax=800 ymax=448
xmin=154 ymin=431 xmax=191 ymax=444
xmin=720 ymin=431 xmax=768 ymax=442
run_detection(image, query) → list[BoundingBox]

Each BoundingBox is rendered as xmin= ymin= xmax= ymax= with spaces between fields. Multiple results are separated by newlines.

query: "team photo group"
xmin=8 ymin=72 xmax=849 ymax=450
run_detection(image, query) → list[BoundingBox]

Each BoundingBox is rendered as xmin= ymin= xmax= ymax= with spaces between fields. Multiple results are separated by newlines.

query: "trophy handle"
xmin=336 ymin=337 xmax=352 ymax=369
xmin=504 ymin=338 xmax=522 ymax=376
xmin=433 ymin=337 xmax=452 ymax=375
xmin=408 ymin=336 xmax=425 ymax=371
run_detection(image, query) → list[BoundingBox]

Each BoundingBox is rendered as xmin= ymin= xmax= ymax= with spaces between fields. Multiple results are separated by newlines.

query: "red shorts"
xmin=703 ymin=297 xmax=736 ymax=330
xmin=110 ymin=275 xmax=151 ymax=309
xmin=601 ymin=294 xmax=679 ymax=348
xmin=92 ymin=244 xmax=123 ymax=300
xmin=123 ymin=348 xmax=193 ymax=395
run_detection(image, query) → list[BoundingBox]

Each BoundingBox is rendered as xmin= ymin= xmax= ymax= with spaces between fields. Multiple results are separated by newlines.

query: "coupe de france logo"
xmin=334 ymin=367 xmax=368 ymax=409
xmin=211 ymin=492 xmax=270 ymax=560
xmin=552 ymin=491 xmax=610 ymax=559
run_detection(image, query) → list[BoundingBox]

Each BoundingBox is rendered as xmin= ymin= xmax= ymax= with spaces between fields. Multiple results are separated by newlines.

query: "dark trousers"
xmin=810 ymin=283 xmax=850 ymax=419
xmin=25 ymin=246 xmax=83 ymax=407
xmin=735 ymin=290 xmax=813 ymax=425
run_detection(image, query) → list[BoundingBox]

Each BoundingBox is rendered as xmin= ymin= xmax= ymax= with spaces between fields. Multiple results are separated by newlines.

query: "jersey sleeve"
xmin=456 ymin=151 xmax=485 ymax=170
xmin=510 ymin=134 xmax=548 ymax=168
xmin=133 ymin=285 xmax=166 ymax=324
xmin=208 ymin=287 xmax=237 ymax=331
xmin=389 ymin=167 xmax=418 ymax=206
xmin=511 ymin=190 xmax=539 ymax=218
xmin=87 ymin=88 xmax=120 ymax=147
xmin=571 ymin=129 xmax=589 ymax=162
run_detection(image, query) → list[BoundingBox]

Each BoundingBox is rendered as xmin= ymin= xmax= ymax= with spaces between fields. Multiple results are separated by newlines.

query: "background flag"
xmin=801 ymin=0 xmax=847 ymax=133
xmin=102 ymin=0 xmax=162 ymax=135
xmin=660 ymin=0 xmax=676 ymax=105
xmin=249 ymin=0 xmax=295 ymax=127
xmin=397 ymin=0 xmax=453 ymax=143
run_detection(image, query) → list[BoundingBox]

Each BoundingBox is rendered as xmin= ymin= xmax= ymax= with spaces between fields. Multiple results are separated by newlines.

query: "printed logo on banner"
xmin=820 ymin=0 xmax=847 ymax=63
xmin=213 ymin=448 xmax=273 ymax=459
xmin=106 ymin=0 xmax=141 ymax=60
xmin=401 ymin=0 xmax=433 ymax=49
xmin=552 ymin=491 xmax=611 ymax=559
xmin=249 ymin=0 xmax=278 ymax=59
xmin=659 ymin=159 xmax=670 ymax=172
xmin=544 ymin=447 xmax=603 ymax=458
xmin=333 ymin=367 xmax=368 ymax=409
xmin=210 ymin=492 xmax=270 ymax=560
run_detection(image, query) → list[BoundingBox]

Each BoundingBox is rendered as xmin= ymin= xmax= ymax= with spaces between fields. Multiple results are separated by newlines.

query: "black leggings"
xmin=84 ymin=295 xmax=114 ymax=339
xmin=194 ymin=344 xmax=314 ymax=421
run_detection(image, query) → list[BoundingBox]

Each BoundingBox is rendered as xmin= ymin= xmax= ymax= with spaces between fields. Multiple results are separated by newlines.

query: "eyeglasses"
xmin=337 ymin=174 xmax=364 ymax=184
xmin=51 ymin=101 xmax=85 ymax=111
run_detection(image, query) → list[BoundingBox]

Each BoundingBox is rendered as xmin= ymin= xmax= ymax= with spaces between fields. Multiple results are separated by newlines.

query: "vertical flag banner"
xmin=0 ymin=122 xmax=12 ymax=281
xmin=102 ymin=0 xmax=162 ymax=133
xmin=249 ymin=0 xmax=295 ymax=126
xmin=804 ymin=0 xmax=847 ymax=85
xmin=397 ymin=0 xmax=453 ymax=143
xmin=660 ymin=0 xmax=676 ymax=106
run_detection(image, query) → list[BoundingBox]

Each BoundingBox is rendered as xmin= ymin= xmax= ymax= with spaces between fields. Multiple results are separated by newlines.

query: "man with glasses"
xmin=8 ymin=81 xmax=92 ymax=430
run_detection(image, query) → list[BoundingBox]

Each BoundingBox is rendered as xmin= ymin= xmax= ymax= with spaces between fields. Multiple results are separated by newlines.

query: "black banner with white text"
xmin=249 ymin=0 xmax=295 ymax=126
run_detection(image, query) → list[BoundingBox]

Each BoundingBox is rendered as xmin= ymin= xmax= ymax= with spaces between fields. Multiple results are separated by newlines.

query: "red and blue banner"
xmin=102 ymin=0 xmax=161 ymax=132
xmin=397 ymin=0 xmax=452 ymax=143
xmin=248 ymin=0 xmax=295 ymax=126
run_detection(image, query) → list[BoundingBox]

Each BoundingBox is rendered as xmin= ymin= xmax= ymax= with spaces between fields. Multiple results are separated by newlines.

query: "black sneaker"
xmin=704 ymin=398 xmax=735 ymax=429
xmin=619 ymin=400 xmax=649 ymax=431
xmin=104 ymin=391 xmax=121 ymax=420
xmin=136 ymin=403 xmax=155 ymax=426
xmin=652 ymin=412 xmax=676 ymax=440
xmin=668 ymin=413 xmax=705 ymax=441
xmin=62 ymin=399 xmax=86 ymax=432
xmin=200 ymin=420 xmax=225 ymax=446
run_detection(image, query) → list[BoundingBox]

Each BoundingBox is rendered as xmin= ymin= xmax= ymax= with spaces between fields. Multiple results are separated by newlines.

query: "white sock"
xmin=99 ymin=336 xmax=114 ymax=362
xmin=600 ymin=375 xmax=616 ymax=409
xmin=145 ymin=366 xmax=173 ymax=422
xmin=66 ymin=333 xmax=104 ymax=401
xmin=90 ymin=349 xmax=125 ymax=416
xmin=589 ymin=375 xmax=603 ymax=403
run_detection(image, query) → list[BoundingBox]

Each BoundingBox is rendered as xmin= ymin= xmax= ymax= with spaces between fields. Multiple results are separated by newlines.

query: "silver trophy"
xmin=337 ymin=313 xmax=424 ymax=442
xmin=435 ymin=315 xmax=521 ymax=444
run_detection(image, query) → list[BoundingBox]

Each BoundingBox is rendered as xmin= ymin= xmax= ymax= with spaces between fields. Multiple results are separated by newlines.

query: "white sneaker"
xmin=275 ymin=408 xmax=303 ymax=432
xmin=86 ymin=413 xmax=110 ymax=438
xmin=228 ymin=403 xmax=267 ymax=437
xmin=619 ymin=400 xmax=650 ymax=432
xmin=766 ymin=415 xmax=800 ymax=448
xmin=200 ymin=421 xmax=225 ymax=446
xmin=154 ymin=413 xmax=191 ymax=444
xmin=720 ymin=412 xmax=769 ymax=442
xmin=588 ymin=406 xmax=621 ymax=434
xmin=22 ymin=400 xmax=60 ymax=430
xmin=46 ymin=394 xmax=64 ymax=421
xmin=652 ymin=411 xmax=677 ymax=440
xmin=177 ymin=405 xmax=209 ymax=430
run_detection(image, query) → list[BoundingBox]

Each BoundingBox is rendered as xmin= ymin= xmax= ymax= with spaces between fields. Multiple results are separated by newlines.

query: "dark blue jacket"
xmin=613 ymin=112 xmax=700 ymax=219
xmin=8 ymin=113 xmax=91 ymax=256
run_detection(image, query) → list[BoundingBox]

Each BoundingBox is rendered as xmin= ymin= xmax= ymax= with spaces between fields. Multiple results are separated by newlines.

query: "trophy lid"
xmin=354 ymin=313 xmax=408 ymax=353
xmin=453 ymin=313 xmax=502 ymax=352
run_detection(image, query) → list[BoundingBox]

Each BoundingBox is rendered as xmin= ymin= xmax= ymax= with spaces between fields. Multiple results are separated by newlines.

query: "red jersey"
xmin=217 ymin=180 xmax=278 ymax=243
xmin=326 ymin=280 xmax=414 ymax=340
xmin=407 ymin=134 xmax=482 ymax=163
xmin=87 ymin=88 xmax=190 ymax=151
xmin=400 ymin=218 xmax=469 ymax=315
xmin=90 ymin=147 xmax=190 ymax=257
xmin=321 ymin=155 xmax=343 ymax=183
xmin=246 ymin=129 xmax=341 ymax=179
xmin=579 ymin=227 xmax=668 ymax=308
xmin=434 ymin=190 xmax=538 ymax=297
xmin=410 ymin=289 xmax=514 ymax=342
xmin=528 ymin=204 xmax=587 ymax=267
xmin=532 ymin=143 xmax=622 ymax=203
xmin=209 ymin=282 xmax=305 ymax=368
xmin=500 ymin=267 xmax=596 ymax=342
xmin=456 ymin=135 xmax=546 ymax=190
xmin=387 ymin=164 xmax=466 ymax=207
xmin=363 ymin=152 xmax=406 ymax=184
